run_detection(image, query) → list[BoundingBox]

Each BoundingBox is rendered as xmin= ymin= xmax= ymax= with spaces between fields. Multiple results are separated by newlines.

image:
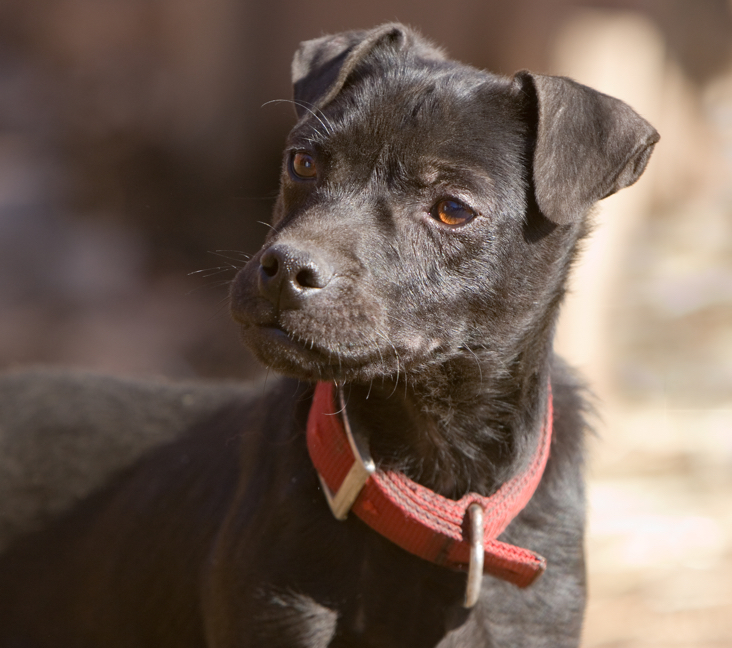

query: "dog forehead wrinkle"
xmin=322 ymin=67 xmax=472 ymax=140
xmin=324 ymin=142 xmax=499 ymax=209
xmin=308 ymin=85 xmax=519 ymax=198
xmin=420 ymin=162 xmax=495 ymax=194
xmin=350 ymin=99 xmax=521 ymax=198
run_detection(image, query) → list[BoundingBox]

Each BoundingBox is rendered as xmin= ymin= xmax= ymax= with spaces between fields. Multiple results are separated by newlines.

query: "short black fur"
xmin=0 ymin=23 xmax=657 ymax=647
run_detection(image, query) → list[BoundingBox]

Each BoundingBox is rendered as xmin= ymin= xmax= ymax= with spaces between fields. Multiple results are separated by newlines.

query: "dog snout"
xmin=258 ymin=244 xmax=334 ymax=309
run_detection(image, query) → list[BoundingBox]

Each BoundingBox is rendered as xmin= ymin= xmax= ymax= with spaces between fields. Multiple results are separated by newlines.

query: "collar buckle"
xmin=317 ymin=387 xmax=375 ymax=520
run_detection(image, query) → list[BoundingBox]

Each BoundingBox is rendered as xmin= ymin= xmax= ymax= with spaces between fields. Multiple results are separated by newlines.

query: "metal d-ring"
xmin=463 ymin=503 xmax=485 ymax=608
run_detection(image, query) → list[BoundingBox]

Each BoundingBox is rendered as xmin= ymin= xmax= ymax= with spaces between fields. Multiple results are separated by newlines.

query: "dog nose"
xmin=258 ymin=244 xmax=334 ymax=309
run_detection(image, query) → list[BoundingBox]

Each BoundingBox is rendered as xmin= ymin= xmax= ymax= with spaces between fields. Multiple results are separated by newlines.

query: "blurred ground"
xmin=0 ymin=1 xmax=731 ymax=645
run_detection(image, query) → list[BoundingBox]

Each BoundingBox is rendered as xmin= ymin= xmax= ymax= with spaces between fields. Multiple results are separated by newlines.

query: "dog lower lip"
xmin=257 ymin=325 xmax=312 ymax=354
xmin=260 ymin=326 xmax=291 ymax=343
xmin=254 ymin=324 xmax=390 ymax=376
xmin=258 ymin=325 xmax=321 ymax=356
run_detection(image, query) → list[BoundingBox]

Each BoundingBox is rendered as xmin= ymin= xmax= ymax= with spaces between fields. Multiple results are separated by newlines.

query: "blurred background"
xmin=0 ymin=0 xmax=730 ymax=645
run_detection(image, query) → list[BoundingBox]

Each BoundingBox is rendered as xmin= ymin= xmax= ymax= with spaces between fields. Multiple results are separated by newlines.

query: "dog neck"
xmin=338 ymin=209 xmax=575 ymax=499
xmin=341 ymin=336 xmax=554 ymax=500
xmin=306 ymin=379 xmax=552 ymax=589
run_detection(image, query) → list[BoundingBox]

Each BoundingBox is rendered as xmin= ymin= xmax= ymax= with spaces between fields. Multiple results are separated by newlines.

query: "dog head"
xmin=230 ymin=24 xmax=658 ymax=385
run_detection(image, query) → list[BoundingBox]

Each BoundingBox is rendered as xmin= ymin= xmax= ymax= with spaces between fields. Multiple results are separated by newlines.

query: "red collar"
xmin=306 ymin=382 xmax=551 ymax=590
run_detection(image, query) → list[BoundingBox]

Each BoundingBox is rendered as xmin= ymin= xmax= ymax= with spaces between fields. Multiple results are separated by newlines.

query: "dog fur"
xmin=0 ymin=23 xmax=658 ymax=647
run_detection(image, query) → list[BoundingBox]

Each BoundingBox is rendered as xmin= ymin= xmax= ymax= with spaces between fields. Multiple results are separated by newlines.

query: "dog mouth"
xmin=256 ymin=324 xmax=339 ymax=359
xmin=237 ymin=314 xmax=441 ymax=383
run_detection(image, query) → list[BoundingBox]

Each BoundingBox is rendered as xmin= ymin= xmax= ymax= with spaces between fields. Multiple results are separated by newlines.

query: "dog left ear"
xmin=291 ymin=23 xmax=443 ymax=120
xmin=291 ymin=24 xmax=408 ymax=119
xmin=515 ymin=71 xmax=660 ymax=225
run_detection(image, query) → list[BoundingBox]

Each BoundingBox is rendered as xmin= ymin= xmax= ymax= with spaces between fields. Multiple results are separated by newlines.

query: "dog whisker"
xmin=256 ymin=220 xmax=277 ymax=233
xmin=461 ymin=345 xmax=483 ymax=384
xmin=210 ymin=250 xmax=251 ymax=262
xmin=295 ymin=99 xmax=337 ymax=136
xmin=261 ymin=98 xmax=335 ymax=137
xmin=263 ymin=367 xmax=271 ymax=392
xmin=369 ymin=334 xmax=386 ymax=367
xmin=189 ymin=267 xmax=237 ymax=279
xmin=387 ymin=367 xmax=400 ymax=400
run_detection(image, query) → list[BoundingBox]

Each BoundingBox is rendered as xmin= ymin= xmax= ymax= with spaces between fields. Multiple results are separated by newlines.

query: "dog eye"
xmin=432 ymin=199 xmax=476 ymax=226
xmin=290 ymin=151 xmax=317 ymax=179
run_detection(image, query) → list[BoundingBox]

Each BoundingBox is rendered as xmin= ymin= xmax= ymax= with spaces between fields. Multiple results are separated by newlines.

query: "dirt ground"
xmin=581 ymin=405 xmax=732 ymax=647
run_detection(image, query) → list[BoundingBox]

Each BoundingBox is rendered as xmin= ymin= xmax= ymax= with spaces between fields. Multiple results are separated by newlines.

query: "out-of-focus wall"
xmin=0 ymin=1 xmax=731 ymax=645
xmin=548 ymin=9 xmax=732 ymax=647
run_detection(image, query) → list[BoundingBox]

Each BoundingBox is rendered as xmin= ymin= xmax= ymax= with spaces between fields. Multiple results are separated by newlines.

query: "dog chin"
xmin=240 ymin=323 xmax=402 ymax=384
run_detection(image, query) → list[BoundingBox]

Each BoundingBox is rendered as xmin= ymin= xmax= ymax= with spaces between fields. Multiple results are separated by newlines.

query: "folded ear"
xmin=515 ymin=71 xmax=659 ymax=224
xmin=291 ymin=23 xmax=443 ymax=119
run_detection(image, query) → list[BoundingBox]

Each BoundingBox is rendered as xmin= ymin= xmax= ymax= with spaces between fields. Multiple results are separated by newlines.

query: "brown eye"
xmin=290 ymin=151 xmax=317 ymax=179
xmin=432 ymin=199 xmax=476 ymax=226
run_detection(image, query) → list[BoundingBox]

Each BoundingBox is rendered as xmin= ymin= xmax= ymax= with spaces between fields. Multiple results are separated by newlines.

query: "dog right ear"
xmin=291 ymin=23 xmax=443 ymax=120
xmin=515 ymin=71 xmax=659 ymax=225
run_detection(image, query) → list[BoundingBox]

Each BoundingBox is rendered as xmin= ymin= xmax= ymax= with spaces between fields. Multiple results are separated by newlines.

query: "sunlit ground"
xmin=582 ymin=407 xmax=732 ymax=647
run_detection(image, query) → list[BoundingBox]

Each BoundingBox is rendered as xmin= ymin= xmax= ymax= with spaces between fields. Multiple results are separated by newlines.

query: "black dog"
xmin=0 ymin=23 xmax=657 ymax=647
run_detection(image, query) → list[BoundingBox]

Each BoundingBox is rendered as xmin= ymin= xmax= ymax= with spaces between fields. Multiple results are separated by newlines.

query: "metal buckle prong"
xmin=463 ymin=503 xmax=485 ymax=608
xmin=318 ymin=387 xmax=375 ymax=521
